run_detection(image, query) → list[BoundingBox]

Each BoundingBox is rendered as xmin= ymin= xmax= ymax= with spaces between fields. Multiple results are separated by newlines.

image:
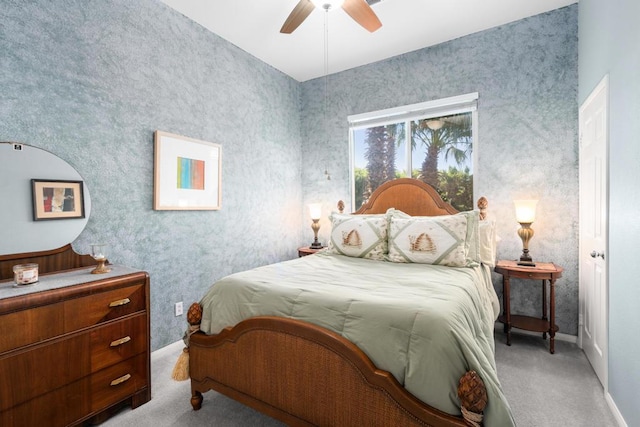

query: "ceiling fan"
xmin=280 ymin=0 xmax=382 ymax=34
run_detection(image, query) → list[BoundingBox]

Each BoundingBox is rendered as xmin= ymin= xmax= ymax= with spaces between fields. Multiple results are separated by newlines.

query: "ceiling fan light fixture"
xmin=281 ymin=0 xmax=380 ymax=34
xmin=311 ymin=0 xmax=345 ymax=11
xmin=426 ymin=119 xmax=444 ymax=130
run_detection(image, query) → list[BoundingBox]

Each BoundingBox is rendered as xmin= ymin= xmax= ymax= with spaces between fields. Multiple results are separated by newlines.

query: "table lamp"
xmin=514 ymin=200 xmax=538 ymax=266
xmin=308 ymin=203 xmax=323 ymax=249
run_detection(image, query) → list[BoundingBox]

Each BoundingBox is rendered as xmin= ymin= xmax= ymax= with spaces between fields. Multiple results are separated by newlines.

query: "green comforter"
xmin=200 ymin=251 xmax=515 ymax=426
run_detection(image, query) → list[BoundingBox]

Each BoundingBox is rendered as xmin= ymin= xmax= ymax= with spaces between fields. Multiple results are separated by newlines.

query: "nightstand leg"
xmin=504 ymin=276 xmax=511 ymax=346
xmin=542 ymin=279 xmax=548 ymax=340
xmin=550 ymin=278 xmax=556 ymax=354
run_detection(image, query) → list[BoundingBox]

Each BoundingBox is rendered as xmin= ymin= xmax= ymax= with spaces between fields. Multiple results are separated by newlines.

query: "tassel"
xmin=461 ymin=407 xmax=483 ymax=427
xmin=171 ymin=347 xmax=190 ymax=381
xmin=172 ymin=303 xmax=203 ymax=382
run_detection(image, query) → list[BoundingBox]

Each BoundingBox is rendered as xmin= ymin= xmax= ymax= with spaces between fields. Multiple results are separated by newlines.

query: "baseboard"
xmin=494 ymin=322 xmax=577 ymax=344
xmin=605 ymin=392 xmax=628 ymax=427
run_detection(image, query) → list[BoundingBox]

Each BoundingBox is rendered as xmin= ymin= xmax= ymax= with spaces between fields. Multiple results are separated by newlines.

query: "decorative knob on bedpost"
xmin=337 ymin=200 xmax=345 ymax=214
xmin=187 ymin=302 xmax=203 ymax=326
xmin=477 ymin=197 xmax=488 ymax=221
xmin=458 ymin=370 xmax=488 ymax=426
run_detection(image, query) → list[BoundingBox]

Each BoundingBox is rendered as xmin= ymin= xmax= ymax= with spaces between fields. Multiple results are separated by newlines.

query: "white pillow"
xmin=478 ymin=219 xmax=498 ymax=267
xmin=327 ymin=213 xmax=388 ymax=260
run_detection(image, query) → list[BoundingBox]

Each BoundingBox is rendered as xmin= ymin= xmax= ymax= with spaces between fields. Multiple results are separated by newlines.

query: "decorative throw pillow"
xmin=327 ymin=213 xmax=387 ymax=260
xmin=387 ymin=210 xmax=479 ymax=266
xmin=387 ymin=208 xmax=480 ymax=266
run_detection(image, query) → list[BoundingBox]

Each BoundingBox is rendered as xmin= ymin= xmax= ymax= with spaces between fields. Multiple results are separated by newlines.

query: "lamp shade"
xmin=514 ymin=200 xmax=538 ymax=223
xmin=309 ymin=203 xmax=322 ymax=220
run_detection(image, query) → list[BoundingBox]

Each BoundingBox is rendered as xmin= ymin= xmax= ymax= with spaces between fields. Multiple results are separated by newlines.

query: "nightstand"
xmin=298 ymin=246 xmax=325 ymax=257
xmin=494 ymin=260 xmax=564 ymax=354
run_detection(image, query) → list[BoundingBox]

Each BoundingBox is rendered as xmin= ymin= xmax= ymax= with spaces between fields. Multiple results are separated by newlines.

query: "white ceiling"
xmin=160 ymin=0 xmax=577 ymax=82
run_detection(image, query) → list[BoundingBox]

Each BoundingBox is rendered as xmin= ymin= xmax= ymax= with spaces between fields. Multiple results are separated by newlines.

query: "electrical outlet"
xmin=175 ymin=301 xmax=183 ymax=316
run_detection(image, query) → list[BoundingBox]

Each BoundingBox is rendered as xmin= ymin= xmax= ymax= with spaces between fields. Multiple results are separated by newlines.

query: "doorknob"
xmin=590 ymin=251 xmax=605 ymax=260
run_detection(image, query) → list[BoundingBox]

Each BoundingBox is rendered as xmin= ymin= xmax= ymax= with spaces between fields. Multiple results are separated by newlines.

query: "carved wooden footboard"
xmin=188 ymin=311 xmax=486 ymax=426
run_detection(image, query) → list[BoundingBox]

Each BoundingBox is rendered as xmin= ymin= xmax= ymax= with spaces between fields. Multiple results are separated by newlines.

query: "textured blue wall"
xmin=1 ymin=1 xmax=579 ymax=350
xmin=0 ymin=0 xmax=303 ymax=350
xmin=301 ymin=6 xmax=579 ymax=334
xmin=580 ymin=0 xmax=640 ymax=424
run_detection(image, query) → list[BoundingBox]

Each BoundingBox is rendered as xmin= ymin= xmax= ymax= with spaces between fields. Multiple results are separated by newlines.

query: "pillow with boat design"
xmin=387 ymin=213 xmax=475 ymax=266
xmin=386 ymin=208 xmax=480 ymax=266
xmin=327 ymin=213 xmax=387 ymax=260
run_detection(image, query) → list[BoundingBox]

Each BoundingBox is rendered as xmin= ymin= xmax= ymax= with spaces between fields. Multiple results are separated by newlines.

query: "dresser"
xmin=0 ymin=245 xmax=151 ymax=426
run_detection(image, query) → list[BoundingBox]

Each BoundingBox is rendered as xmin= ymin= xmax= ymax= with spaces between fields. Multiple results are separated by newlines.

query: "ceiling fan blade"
xmin=280 ymin=0 xmax=316 ymax=34
xmin=342 ymin=0 xmax=382 ymax=32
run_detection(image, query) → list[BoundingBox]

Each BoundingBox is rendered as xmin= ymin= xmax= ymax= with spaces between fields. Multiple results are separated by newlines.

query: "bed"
xmin=184 ymin=178 xmax=515 ymax=426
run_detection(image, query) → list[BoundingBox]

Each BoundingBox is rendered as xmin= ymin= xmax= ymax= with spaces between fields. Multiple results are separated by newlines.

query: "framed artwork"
xmin=31 ymin=179 xmax=85 ymax=221
xmin=153 ymin=131 xmax=222 ymax=210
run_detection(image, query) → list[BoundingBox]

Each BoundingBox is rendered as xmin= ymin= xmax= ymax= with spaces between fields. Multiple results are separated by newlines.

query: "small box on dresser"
xmin=0 ymin=246 xmax=150 ymax=426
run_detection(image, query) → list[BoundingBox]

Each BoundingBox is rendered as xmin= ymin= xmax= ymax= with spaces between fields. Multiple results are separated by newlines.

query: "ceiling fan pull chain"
xmin=324 ymin=7 xmax=330 ymax=148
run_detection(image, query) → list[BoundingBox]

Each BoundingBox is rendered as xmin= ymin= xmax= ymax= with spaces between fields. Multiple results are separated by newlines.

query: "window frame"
xmin=348 ymin=93 xmax=479 ymax=210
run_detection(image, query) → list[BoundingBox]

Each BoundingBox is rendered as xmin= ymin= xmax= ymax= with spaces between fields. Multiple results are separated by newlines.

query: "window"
xmin=349 ymin=93 xmax=478 ymax=211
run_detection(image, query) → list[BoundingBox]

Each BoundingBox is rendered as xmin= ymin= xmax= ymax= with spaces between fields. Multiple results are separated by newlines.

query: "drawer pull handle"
xmin=109 ymin=298 xmax=131 ymax=308
xmin=110 ymin=336 xmax=131 ymax=347
xmin=110 ymin=374 xmax=132 ymax=387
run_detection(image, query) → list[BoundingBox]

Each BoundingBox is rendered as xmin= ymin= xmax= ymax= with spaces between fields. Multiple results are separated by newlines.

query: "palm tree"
xmin=412 ymin=113 xmax=473 ymax=189
xmin=364 ymin=125 xmax=396 ymax=199
xmin=358 ymin=115 xmax=472 ymax=210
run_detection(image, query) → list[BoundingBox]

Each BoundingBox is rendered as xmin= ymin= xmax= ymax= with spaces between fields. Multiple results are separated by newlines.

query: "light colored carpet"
xmin=494 ymin=332 xmax=617 ymax=427
xmin=104 ymin=331 xmax=617 ymax=426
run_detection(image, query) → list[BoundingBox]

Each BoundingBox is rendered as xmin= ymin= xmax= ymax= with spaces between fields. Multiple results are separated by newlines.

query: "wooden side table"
xmin=494 ymin=260 xmax=564 ymax=354
xmin=298 ymin=246 xmax=325 ymax=257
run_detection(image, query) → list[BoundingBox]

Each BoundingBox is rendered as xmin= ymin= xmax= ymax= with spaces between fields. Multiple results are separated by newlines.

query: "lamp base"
xmin=517 ymin=243 xmax=535 ymax=267
xmin=517 ymin=254 xmax=536 ymax=267
xmin=517 ymin=260 xmax=536 ymax=267
xmin=310 ymin=218 xmax=322 ymax=250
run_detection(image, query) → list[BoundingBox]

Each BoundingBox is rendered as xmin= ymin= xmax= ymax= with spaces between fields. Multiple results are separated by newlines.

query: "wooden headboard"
xmin=353 ymin=178 xmax=459 ymax=216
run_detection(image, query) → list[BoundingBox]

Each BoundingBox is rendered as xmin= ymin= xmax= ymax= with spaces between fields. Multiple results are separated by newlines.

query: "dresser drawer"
xmin=90 ymin=353 xmax=148 ymax=413
xmin=0 ymin=313 xmax=147 ymax=411
xmin=91 ymin=313 xmax=148 ymax=372
xmin=64 ymin=283 xmax=146 ymax=332
xmin=0 ymin=303 xmax=64 ymax=353
xmin=0 ymin=377 xmax=88 ymax=427
xmin=0 ymin=332 xmax=90 ymax=411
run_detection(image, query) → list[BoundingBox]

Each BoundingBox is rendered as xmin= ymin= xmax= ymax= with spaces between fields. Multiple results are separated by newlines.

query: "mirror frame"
xmin=0 ymin=142 xmax=91 ymax=255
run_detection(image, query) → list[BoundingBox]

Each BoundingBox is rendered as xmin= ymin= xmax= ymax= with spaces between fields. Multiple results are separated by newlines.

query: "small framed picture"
xmin=153 ymin=131 xmax=222 ymax=210
xmin=31 ymin=179 xmax=85 ymax=221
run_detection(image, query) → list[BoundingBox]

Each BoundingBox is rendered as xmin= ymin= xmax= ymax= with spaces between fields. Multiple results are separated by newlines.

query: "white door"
xmin=579 ymin=75 xmax=609 ymax=388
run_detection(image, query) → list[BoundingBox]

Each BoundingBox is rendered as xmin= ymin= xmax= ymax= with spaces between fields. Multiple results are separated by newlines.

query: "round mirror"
xmin=0 ymin=142 xmax=91 ymax=255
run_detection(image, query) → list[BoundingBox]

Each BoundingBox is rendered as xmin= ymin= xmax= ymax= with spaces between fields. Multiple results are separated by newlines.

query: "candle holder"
xmin=90 ymin=244 xmax=111 ymax=274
